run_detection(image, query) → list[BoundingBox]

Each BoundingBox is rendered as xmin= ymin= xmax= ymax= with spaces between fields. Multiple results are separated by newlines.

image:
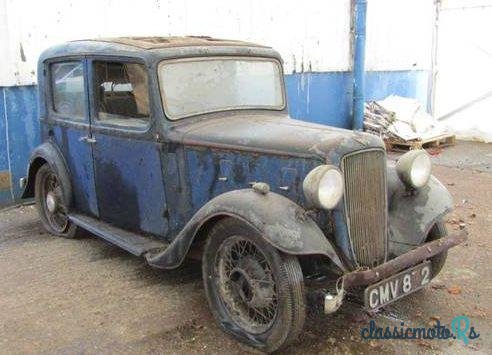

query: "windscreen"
xmin=158 ymin=57 xmax=284 ymax=119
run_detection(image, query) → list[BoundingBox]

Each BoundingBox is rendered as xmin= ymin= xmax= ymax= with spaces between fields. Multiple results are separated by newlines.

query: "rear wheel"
xmin=426 ymin=220 xmax=448 ymax=278
xmin=202 ymin=218 xmax=305 ymax=352
xmin=35 ymin=164 xmax=77 ymax=238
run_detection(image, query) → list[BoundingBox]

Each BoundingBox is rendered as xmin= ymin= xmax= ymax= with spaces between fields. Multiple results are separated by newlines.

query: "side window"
xmin=93 ymin=61 xmax=150 ymax=126
xmin=51 ymin=61 xmax=85 ymax=118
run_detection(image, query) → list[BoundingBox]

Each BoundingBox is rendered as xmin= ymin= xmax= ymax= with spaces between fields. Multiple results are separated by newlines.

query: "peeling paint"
xmin=0 ymin=170 xmax=11 ymax=190
xmin=19 ymin=43 xmax=26 ymax=62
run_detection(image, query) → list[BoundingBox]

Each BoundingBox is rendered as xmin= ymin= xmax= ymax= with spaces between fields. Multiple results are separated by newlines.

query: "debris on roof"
xmin=75 ymin=36 xmax=266 ymax=50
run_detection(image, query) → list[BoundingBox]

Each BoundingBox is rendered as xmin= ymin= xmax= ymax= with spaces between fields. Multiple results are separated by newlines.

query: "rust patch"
xmin=0 ymin=171 xmax=11 ymax=190
xmin=343 ymin=229 xmax=468 ymax=288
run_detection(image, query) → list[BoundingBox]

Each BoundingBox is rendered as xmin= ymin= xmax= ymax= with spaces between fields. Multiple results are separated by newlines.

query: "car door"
xmin=87 ymin=57 xmax=169 ymax=236
xmin=47 ymin=58 xmax=98 ymax=216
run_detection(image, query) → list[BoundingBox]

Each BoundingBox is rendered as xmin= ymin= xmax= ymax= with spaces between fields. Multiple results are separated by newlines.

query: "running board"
xmin=69 ymin=213 xmax=168 ymax=256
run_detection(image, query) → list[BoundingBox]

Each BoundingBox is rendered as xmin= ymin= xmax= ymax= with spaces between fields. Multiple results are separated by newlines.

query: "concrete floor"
xmin=0 ymin=141 xmax=491 ymax=354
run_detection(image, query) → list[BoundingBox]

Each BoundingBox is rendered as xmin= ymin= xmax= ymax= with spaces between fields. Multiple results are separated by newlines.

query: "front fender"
xmin=387 ymin=164 xmax=453 ymax=257
xmin=146 ymin=189 xmax=346 ymax=271
xmin=22 ymin=142 xmax=72 ymax=207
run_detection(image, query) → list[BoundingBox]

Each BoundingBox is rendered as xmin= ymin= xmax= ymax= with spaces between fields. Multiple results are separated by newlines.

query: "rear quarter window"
xmin=51 ymin=61 xmax=85 ymax=119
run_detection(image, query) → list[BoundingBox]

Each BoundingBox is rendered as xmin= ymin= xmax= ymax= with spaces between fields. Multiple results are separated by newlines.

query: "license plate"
xmin=364 ymin=261 xmax=431 ymax=310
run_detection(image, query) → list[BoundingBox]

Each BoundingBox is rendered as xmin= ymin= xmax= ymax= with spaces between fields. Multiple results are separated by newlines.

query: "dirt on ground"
xmin=0 ymin=142 xmax=491 ymax=354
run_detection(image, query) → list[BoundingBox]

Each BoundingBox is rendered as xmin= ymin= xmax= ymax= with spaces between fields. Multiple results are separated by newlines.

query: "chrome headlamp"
xmin=303 ymin=165 xmax=344 ymax=210
xmin=396 ymin=150 xmax=432 ymax=189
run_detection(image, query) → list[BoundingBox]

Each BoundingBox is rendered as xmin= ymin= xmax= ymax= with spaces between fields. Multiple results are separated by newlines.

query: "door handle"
xmin=79 ymin=136 xmax=97 ymax=144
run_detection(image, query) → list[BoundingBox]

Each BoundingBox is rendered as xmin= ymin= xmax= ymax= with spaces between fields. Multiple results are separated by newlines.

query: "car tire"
xmin=426 ymin=220 xmax=448 ymax=278
xmin=202 ymin=218 xmax=306 ymax=353
xmin=35 ymin=164 xmax=78 ymax=238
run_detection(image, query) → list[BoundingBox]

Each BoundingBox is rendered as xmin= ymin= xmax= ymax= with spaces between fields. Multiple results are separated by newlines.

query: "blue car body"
xmin=22 ymin=37 xmax=459 ymax=275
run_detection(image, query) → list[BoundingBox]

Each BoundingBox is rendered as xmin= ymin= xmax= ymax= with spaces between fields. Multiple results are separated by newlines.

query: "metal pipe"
xmin=429 ymin=0 xmax=440 ymax=114
xmin=352 ymin=0 xmax=367 ymax=131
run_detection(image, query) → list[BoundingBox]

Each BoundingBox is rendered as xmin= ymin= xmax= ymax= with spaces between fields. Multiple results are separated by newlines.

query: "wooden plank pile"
xmin=364 ymin=101 xmax=397 ymax=139
xmin=363 ymin=96 xmax=456 ymax=151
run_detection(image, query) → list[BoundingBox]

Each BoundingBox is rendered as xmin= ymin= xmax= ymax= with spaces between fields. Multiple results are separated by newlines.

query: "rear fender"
xmin=22 ymin=142 xmax=72 ymax=207
xmin=146 ymin=189 xmax=346 ymax=271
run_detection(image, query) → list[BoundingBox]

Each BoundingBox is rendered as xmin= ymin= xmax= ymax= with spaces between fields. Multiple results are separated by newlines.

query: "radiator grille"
xmin=341 ymin=149 xmax=387 ymax=268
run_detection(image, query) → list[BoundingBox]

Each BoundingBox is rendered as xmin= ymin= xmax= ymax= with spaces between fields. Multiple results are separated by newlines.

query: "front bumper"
xmin=323 ymin=229 xmax=468 ymax=313
xmin=343 ymin=229 xmax=468 ymax=288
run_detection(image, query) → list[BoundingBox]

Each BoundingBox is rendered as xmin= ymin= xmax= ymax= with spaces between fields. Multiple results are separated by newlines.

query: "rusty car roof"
xmin=72 ymin=36 xmax=269 ymax=50
xmin=39 ymin=36 xmax=280 ymax=65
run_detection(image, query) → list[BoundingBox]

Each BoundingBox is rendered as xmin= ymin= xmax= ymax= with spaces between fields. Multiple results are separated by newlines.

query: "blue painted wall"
xmin=285 ymin=70 xmax=430 ymax=128
xmin=285 ymin=72 xmax=352 ymax=128
xmin=364 ymin=70 xmax=429 ymax=105
xmin=0 ymin=90 xmax=12 ymax=202
xmin=0 ymin=69 xmax=429 ymax=205
xmin=0 ymin=86 xmax=40 ymax=205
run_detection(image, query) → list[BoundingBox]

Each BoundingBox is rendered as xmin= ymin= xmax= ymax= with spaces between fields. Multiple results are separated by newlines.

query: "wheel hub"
xmin=229 ymin=257 xmax=275 ymax=309
xmin=46 ymin=192 xmax=57 ymax=213
xmin=230 ymin=269 xmax=254 ymax=303
xmin=215 ymin=236 xmax=278 ymax=334
xmin=40 ymin=170 xmax=69 ymax=234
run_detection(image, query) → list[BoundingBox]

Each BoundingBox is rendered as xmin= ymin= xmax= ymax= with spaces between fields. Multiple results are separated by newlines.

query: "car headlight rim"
xmin=396 ymin=150 xmax=432 ymax=189
xmin=303 ymin=165 xmax=344 ymax=210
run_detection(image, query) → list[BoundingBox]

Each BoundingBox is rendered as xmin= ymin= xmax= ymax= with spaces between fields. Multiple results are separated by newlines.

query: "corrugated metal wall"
xmin=0 ymin=0 xmax=435 ymax=205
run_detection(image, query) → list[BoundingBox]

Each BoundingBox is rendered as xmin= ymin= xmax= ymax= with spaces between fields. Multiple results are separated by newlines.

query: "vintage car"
xmin=22 ymin=36 xmax=467 ymax=352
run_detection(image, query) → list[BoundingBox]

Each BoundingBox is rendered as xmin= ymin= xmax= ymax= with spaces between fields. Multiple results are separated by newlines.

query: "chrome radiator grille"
xmin=341 ymin=149 xmax=387 ymax=268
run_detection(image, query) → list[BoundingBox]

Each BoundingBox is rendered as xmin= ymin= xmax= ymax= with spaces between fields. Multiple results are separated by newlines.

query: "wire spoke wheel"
xmin=35 ymin=165 xmax=73 ymax=236
xmin=203 ymin=218 xmax=306 ymax=352
xmin=215 ymin=236 xmax=278 ymax=334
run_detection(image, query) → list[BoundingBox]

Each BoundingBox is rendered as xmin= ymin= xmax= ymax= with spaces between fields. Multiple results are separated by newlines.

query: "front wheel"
xmin=202 ymin=218 xmax=306 ymax=353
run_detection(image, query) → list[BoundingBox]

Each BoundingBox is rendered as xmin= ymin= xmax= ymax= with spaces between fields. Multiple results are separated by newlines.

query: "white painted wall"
xmin=434 ymin=0 xmax=492 ymax=142
xmin=0 ymin=0 xmax=11 ymax=84
xmin=0 ymin=0 xmax=436 ymax=87
xmin=365 ymin=0 xmax=434 ymax=71
xmin=0 ymin=0 xmax=352 ymax=86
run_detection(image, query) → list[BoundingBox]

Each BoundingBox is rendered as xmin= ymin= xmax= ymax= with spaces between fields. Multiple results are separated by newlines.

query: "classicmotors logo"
xmin=361 ymin=316 xmax=480 ymax=345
